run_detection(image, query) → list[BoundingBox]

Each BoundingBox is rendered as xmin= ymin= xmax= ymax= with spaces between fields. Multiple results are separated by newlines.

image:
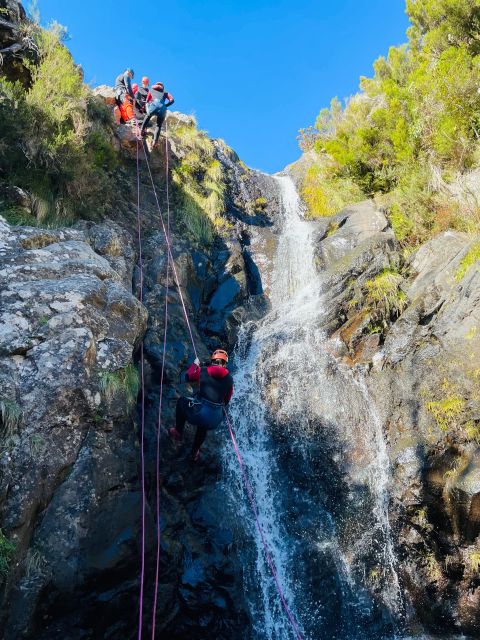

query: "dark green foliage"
xmin=301 ymin=0 xmax=480 ymax=243
xmin=0 ymin=25 xmax=120 ymax=224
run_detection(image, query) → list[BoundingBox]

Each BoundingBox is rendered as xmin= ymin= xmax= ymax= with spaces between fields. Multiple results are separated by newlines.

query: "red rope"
xmin=139 ymin=125 xmax=303 ymax=640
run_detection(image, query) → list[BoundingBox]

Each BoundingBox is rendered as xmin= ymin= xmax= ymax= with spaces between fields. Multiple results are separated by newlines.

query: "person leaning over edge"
xmin=140 ymin=81 xmax=175 ymax=148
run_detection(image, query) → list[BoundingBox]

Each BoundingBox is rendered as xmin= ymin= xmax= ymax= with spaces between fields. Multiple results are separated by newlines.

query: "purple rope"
xmin=141 ymin=138 xmax=199 ymax=360
xmin=224 ymin=410 xmax=304 ymax=640
xmin=135 ymin=131 xmax=147 ymax=640
xmin=151 ymin=123 xmax=171 ymax=639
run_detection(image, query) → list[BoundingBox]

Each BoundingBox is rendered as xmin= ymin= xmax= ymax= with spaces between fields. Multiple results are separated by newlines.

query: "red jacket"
xmin=186 ymin=363 xmax=234 ymax=405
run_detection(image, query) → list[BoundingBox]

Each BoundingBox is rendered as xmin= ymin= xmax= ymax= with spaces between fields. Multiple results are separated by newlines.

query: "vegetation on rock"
xmin=0 ymin=529 xmax=15 ymax=582
xmin=0 ymin=21 xmax=121 ymax=224
xmin=99 ymin=364 xmax=140 ymax=408
xmin=170 ymin=123 xmax=227 ymax=245
xmin=455 ymin=241 xmax=480 ymax=281
xmin=299 ymin=0 xmax=480 ymax=242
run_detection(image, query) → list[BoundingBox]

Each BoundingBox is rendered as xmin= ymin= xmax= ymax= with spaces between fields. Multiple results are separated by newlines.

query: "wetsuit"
xmin=114 ymin=72 xmax=134 ymax=106
xmin=135 ymin=86 xmax=149 ymax=116
xmin=140 ymin=84 xmax=175 ymax=146
xmin=176 ymin=362 xmax=234 ymax=454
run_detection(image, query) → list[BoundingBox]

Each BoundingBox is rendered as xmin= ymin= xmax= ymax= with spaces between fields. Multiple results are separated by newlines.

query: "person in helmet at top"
xmin=169 ymin=349 xmax=234 ymax=462
xmin=140 ymin=81 xmax=175 ymax=148
xmin=134 ymin=76 xmax=150 ymax=118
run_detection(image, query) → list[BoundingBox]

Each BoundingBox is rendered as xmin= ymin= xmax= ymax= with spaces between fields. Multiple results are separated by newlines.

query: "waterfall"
xmin=223 ymin=175 xmax=403 ymax=639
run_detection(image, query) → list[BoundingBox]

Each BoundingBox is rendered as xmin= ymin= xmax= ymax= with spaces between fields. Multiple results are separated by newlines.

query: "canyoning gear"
xmin=173 ymin=360 xmax=234 ymax=456
xmin=185 ymin=363 xmax=234 ymax=406
xmin=119 ymin=96 xmax=134 ymax=123
xmin=211 ymin=349 xmax=229 ymax=365
xmin=194 ymin=357 xmax=201 ymax=366
xmin=147 ymin=83 xmax=174 ymax=108
xmin=135 ymin=86 xmax=149 ymax=115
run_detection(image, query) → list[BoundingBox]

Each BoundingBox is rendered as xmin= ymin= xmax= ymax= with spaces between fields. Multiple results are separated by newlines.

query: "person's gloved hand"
xmin=194 ymin=357 xmax=200 ymax=366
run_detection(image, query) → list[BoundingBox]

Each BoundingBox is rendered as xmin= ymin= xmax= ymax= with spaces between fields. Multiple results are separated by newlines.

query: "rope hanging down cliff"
xmin=136 ymin=125 xmax=304 ymax=640
xmin=133 ymin=124 xmax=147 ymax=640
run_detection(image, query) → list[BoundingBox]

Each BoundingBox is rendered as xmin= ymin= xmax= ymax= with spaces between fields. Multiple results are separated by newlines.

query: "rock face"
xmin=0 ymin=0 xmax=38 ymax=84
xmin=310 ymin=193 xmax=480 ymax=636
xmin=0 ymin=216 xmax=147 ymax=638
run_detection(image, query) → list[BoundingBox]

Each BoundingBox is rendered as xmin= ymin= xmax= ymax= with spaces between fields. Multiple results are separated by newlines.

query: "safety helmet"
xmin=142 ymin=76 xmax=149 ymax=86
xmin=126 ymin=68 xmax=134 ymax=77
xmin=153 ymin=81 xmax=164 ymax=91
xmin=211 ymin=349 xmax=229 ymax=365
xmin=132 ymin=83 xmax=139 ymax=94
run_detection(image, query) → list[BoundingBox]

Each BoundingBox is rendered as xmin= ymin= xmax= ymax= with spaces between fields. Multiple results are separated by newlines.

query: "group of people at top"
xmin=114 ymin=68 xmax=175 ymax=148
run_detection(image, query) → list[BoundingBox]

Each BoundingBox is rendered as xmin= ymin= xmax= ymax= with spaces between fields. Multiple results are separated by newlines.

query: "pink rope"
xmin=135 ymin=132 xmax=147 ymax=640
xmin=141 ymin=137 xmax=199 ymax=360
xmin=224 ymin=410 xmax=304 ymax=640
xmin=151 ymin=123 xmax=171 ymax=639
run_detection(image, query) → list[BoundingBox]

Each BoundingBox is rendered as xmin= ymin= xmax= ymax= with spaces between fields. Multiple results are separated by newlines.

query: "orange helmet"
xmin=211 ymin=349 xmax=229 ymax=364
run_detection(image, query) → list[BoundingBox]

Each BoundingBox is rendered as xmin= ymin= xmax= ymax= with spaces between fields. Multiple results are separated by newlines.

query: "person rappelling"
xmin=169 ymin=349 xmax=234 ymax=462
xmin=140 ymin=82 xmax=175 ymax=148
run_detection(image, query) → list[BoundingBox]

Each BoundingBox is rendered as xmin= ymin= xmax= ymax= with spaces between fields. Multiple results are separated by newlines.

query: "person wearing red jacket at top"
xmin=140 ymin=81 xmax=175 ymax=148
xmin=169 ymin=349 xmax=234 ymax=462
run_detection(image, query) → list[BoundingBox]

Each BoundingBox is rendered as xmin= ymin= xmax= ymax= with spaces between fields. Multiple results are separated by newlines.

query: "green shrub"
xmin=301 ymin=161 xmax=363 ymax=218
xmin=300 ymin=0 xmax=480 ymax=243
xmin=170 ymin=125 xmax=227 ymax=244
xmin=364 ymin=269 xmax=407 ymax=320
xmin=0 ymin=24 xmax=120 ymax=224
xmin=0 ymin=529 xmax=15 ymax=581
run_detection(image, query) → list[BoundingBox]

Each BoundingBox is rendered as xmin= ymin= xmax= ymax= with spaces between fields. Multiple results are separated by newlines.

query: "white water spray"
xmin=224 ymin=175 xmax=402 ymax=639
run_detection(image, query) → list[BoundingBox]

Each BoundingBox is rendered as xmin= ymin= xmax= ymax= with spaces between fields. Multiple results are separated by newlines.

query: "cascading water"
xmin=223 ymin=175 xmax=403 ymax=639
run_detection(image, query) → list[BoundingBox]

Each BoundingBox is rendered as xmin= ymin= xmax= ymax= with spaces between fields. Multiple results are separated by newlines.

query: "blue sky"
xmin=35 ymin=0 xmax=410 ymax=173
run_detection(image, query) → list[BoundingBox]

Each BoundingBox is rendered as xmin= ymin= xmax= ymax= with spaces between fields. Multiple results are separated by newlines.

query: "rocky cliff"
xmin=300 ymin=189 xmax=480 ymax=636
xmin=0 ymin=82 xmax=281 ymax=637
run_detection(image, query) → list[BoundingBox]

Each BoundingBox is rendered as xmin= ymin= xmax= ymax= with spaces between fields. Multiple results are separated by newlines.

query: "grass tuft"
xmin=99 ymin=364 xmax=140 ymax=408
xmin=0 ymin=399 xmax=23 ymax=437
xmin=455 ymin=242 xmax=480 ymax=282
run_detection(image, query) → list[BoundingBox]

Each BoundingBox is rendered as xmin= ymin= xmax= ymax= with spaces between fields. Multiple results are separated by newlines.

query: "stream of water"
xmin=223 ymin=175 xmax=403 ymax=639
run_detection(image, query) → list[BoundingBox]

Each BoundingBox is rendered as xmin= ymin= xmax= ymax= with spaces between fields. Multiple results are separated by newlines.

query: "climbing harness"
xmin=133 ymin=118 xmax=303 ymax=640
